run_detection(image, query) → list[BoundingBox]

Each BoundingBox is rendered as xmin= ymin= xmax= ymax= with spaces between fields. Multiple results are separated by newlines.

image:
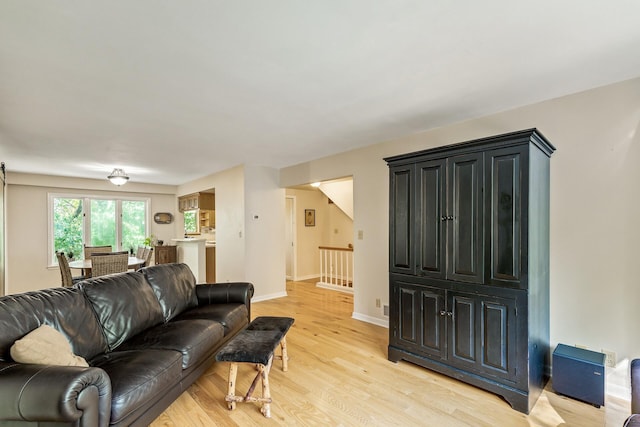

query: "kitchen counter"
xmin=171 ymin=238 xmax=206 ymax=282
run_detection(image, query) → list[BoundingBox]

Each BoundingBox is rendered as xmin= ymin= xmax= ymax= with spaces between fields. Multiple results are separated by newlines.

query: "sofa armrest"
xmin=196 ymin=282 xmax=254 ymax=305
xmin=0 ymin=362 xmax=112 ymax=427
xmin=632 ymin=359 xmax=640 ymax=414
xmin=625 ymin=414 xmax=640 ymax=427
xmin=196 ymin=282 xmax=254 ymax=320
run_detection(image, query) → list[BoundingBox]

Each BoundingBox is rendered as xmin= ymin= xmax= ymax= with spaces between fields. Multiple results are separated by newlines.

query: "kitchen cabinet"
xmin=178 ymin=192 xmax=215 ymax=213
xmin=206 ymin=246 xmax=216 ymax=282
xmin=199 ymin=210 xmax=215 ymax=229
xmin=386 ymin=129 xmax=554 ymax=414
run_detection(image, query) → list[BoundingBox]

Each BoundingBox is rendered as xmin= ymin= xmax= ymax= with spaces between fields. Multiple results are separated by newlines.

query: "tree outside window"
xmin=122 ymin=200 xmax=146 ymax=253
xmin=90 ymin=199 xmax=116 ymax=249
xmin=53 ymin=197 xmax=83 ymax=260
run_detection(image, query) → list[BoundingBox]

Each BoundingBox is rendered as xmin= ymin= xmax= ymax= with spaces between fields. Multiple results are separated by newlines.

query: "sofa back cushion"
xmin=79 ymin=271 xmax=164 ymax=351
xmin=0 ymin=287 xmax=108 ymax=362
xmin=141 ymin=263 xmax=198 ymax=322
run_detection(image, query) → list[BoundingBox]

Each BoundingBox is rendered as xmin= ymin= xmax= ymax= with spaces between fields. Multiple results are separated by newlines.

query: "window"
xmin=184 ymin=210 xmax=198 ymax=234
xmin=48 ymin=194 xmax=150 ymax=266
xmin=122 ymin=200 xmax=147 ymax=251
xmin=52 ymin=197 xmax=84 ymax=262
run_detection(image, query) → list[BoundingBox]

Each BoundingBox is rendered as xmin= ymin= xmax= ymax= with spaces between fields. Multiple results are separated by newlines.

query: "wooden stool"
xmin=215 ymin=316 xmax=294 ymax=418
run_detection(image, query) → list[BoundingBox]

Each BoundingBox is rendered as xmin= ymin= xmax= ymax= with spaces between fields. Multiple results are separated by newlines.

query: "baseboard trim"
xmin=316 ymin=282 xmax=354 ymax=294
xmin=293 ymin=274 xmax=319 ymax=281
xmin=352 ymin=312 xmax=389 ymax=328
xmin=251 ymin=291 xmax=288 ymax=303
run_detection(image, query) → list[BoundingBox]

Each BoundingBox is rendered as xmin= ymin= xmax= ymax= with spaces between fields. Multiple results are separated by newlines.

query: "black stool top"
xmin=215 ymin=316 xmax=295 ymax=366
xmin=247 ymin=316 xmax=294 ymax=334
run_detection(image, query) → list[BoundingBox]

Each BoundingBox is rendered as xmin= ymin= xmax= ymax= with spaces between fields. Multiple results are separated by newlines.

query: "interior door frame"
xmin=285 ymin=195 xmax=297 ymax=281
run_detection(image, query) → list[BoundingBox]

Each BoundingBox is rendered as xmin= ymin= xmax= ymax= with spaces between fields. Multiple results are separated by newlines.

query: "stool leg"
xmin=280 ymin=336 xmax=289 ymax=372
xmin=227 ymin=363 xmax=238 ymax=410
xmin=260 ymin=356 xmax=274 ymax=418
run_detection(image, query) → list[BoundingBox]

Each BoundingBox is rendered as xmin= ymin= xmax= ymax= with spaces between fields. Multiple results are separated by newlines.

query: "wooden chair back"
xmin=56 ymin=251 xmax=74 ymax=287
xmin=136 ymin=246 xmax=146 ymax=259
xmin=91 ymin=251 xmax=128 ymax=277
xmin=84 ymin=244 xmax=113 ymax=259
xmin=143 ymin=247 xmax=153 ymax=267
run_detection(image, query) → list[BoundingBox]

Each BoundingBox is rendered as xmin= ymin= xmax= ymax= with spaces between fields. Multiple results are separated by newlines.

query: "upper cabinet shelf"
xmin=178 ymin=192 xmax=215 ymax=213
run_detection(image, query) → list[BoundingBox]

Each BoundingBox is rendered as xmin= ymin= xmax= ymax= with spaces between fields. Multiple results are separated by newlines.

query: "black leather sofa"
xmin=0 ymin=263 xmax=254 ymax=427
xmin=626 ymin=359 xmax=640 ymax=426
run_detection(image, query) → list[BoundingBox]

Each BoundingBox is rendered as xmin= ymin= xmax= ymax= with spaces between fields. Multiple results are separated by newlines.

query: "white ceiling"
xmin=1 ymin=1 xmax=639 ymax=185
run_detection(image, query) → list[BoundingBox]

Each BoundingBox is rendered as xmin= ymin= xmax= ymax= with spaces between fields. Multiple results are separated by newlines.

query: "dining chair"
xmin=143 ymin=247 xmax=153 ymax=267
xmin=56 ymin=251 xmax=86 ymax=287
xmin=91 ymin=251 xmax=129 ymax=277
xmin=83 ymin=244 xmax=113 ymax=259
xmin=136 ymin=246 xmax=146 ymax=259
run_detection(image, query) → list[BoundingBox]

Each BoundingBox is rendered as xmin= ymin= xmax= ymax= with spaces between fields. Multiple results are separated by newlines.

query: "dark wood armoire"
xmin=385 ymin=129 xmax=555 ymax=413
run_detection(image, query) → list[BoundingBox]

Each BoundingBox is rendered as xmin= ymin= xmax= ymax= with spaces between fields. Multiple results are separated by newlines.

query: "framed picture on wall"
xmin=305 ymin=209 xmax=315 ymax=227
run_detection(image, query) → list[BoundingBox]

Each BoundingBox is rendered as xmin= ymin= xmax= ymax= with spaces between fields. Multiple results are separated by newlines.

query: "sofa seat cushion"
xmin=173 ymin=303 xmax=248 ymax=336
xmin=80 ymin=272 xmax=164 ymax=351
xmin=90 ymin=349 xmax=182 ymax=424
xmin=117 ymin=320 xmax=224 ymax=369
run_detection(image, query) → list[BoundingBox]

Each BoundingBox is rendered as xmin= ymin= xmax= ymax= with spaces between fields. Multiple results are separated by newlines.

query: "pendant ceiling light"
xmin=107 ymin=168 xmax=129 ymax=186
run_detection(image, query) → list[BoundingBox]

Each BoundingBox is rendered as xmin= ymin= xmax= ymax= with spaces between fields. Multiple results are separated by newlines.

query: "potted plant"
xmin=143 ymin=235 xmax=156 ymax=247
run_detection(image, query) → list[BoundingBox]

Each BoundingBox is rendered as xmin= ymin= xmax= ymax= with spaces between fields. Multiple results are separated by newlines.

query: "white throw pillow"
xmin=10 ymin=324 xmax=89 ymax=367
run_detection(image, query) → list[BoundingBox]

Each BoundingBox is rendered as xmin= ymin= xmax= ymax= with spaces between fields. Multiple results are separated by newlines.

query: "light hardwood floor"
xmin=151 ymin=280 xmax=630 ymax=426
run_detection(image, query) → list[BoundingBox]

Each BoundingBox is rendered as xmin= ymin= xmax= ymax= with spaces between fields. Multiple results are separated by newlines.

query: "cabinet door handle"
xmin=441 ymin=216 xmax=447 ymax=221
xmin=439 ymin=310 xmax=447 ymax=316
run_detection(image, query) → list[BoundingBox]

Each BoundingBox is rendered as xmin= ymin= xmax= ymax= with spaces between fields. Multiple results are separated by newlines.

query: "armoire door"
xmin=390 ymin=279 xmax=446 ymax=359
xmin=418 ymin=285 xmax=446 ymax=359
xmin=477 ymin=294 xmax=518 ymax=383
xmin=416 ymin=159 xmax=446 ymax=279
xmin=390 ymin=280 xmax=420 ymax=349
xmin=485 ymin=146 xmax=528 ymax=288
xmin=389 ymin=165 xmax=415 ymax=274
xmin=446 ymin=153 xmax=483 ymax=284
xmin=447 ymin=290 xmax=517 ymax=383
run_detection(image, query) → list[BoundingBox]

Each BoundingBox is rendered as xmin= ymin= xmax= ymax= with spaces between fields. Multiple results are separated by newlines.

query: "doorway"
xmin=285 ymin=196 xmax=296 ymax=280
xmin=284 ymin=177 xmax=353 ymax=286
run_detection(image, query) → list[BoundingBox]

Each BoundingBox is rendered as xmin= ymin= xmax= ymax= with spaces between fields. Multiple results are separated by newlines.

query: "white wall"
xmin=177 ymin=165 xmax=286 ymax=300
xmin=177 ymin=165 xmax=245 ymax=284
xmin=5 ymin=173 xmax=177 ymax=294
xmin=244 ymin=165 xmax=286 ymax=300
xmin=281 ymin=77 xmax=640 ymax=365
xmin=324 ymin=202 xmax=353 ymax=248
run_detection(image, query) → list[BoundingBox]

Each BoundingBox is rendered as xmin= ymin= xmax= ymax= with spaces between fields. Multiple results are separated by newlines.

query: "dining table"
xmin=68 ymin=256 xmax=146 ymax=277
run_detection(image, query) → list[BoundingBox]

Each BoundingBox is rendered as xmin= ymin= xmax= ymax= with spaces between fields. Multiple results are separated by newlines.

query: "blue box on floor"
xmin=552 ymin=344 xmax=605 ymax=407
